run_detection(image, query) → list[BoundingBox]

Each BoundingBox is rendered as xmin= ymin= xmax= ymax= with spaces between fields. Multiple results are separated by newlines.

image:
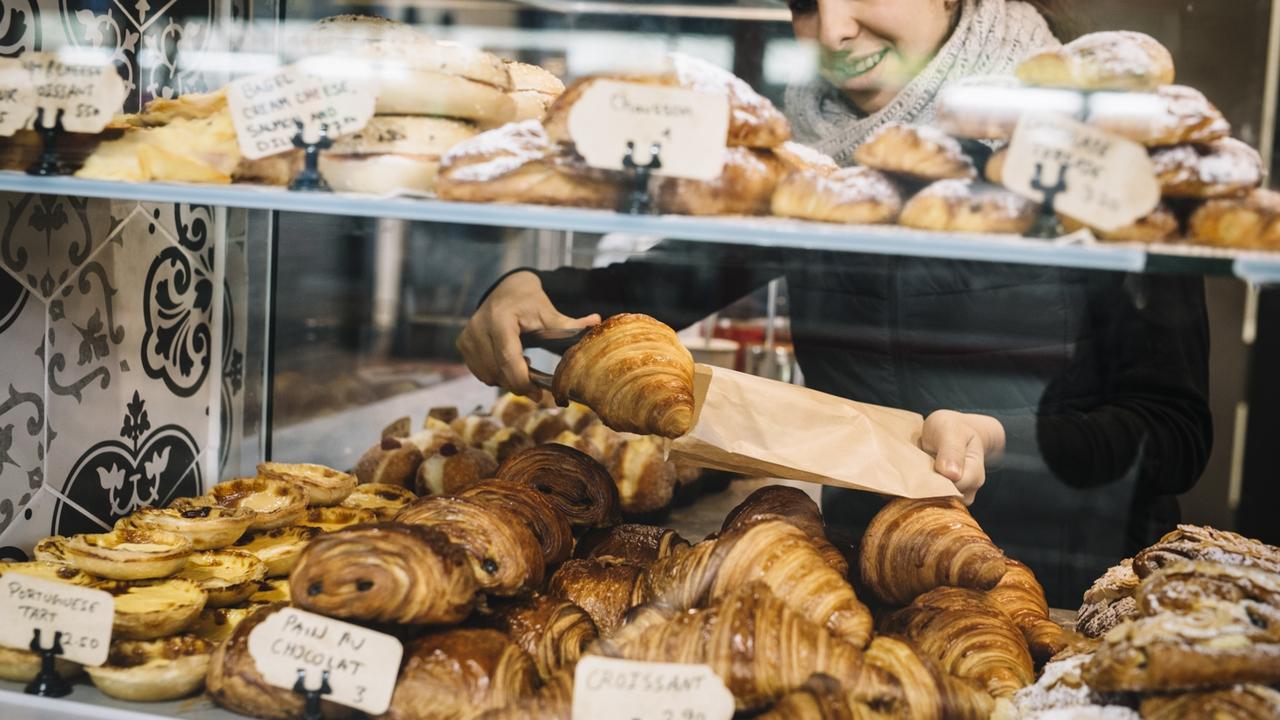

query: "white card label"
xmin=569 ymin=80 xmax=729 ymax=181
xmin=247 ymin=607 xmax=403 ymax=715
xmin=1002 ymin=113 xmax=1160 ymax=233
xmin=0 ymin=573 xmax=114 ymax=666
xmin=572 ymin=656 xmax=735 ymax=720
xmin=23 ymin=51 xmax=126 ymax=134
xmin=226 ymin=64 xmax=375 ymax=160
xmin=0 ymin=58 xmax=35 ymax=137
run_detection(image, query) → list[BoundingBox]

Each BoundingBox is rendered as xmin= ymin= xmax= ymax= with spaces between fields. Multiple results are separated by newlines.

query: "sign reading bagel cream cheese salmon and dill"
xmin=226 ymin=63 xmax=376 ymax=160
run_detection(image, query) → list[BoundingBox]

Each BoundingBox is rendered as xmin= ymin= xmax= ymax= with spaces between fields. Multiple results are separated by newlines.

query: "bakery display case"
xmin=2 ymin=0 xmax=1280 ymax=718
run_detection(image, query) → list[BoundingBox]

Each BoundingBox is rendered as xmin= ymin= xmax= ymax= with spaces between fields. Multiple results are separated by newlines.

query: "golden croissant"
xmin=754 ymin=674 xmax=870 ymax=720
xmin=597 ymin=582 xmax=901 ymax=713
xmin=985 ymin=559 xmax=1067 ymax=664
xmin=552 ymin=314 xmax=696 ymax=438
xmin=721 ymin=485 xmax=849 ymax=577
xmin=383 ymin=628 xmax=538 ymax=720
xmin=458 ymin=480 xmax=574 ymax=567
xmin=859 ymin=498 xmax=1007 ymax=607
xmin=479 ymin=594 xmax=598 ymax=682
xmin=864 ymin=636 xmax=994 ymax=720
xmin=496 ymin=445 xmax=621 ymax=528
xmin=880 ymin=587 xmax=1034 ymax=699
xmin=643 ymin=519 xmax=872 ymax=647
xmin=288 ymin=523 xmax=477 ymax=625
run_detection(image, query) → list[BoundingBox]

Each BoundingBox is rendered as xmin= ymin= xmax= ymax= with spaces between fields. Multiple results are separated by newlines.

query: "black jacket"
xmin=532 ymin=240 xmax=1212 ymax=606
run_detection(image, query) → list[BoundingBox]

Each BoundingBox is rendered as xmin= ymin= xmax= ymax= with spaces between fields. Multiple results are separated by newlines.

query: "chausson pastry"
xmin=1017 ymin=31 xmax=1175 ymax=91
xmin=100 ymin=577 xmax=207 ymax=640
xmin=121 ymin=504 xmax=254 ymax=550
xmin=854 ymin=123 xmax=975 ymax=181
xmin=772 ymin=141 xmax=839 ymax=176
xmin=65 ymin=528 xmax=192 ymax=580
xmin=1152 ymin=137 xmax=1263 ymax=199
xmin=899 ymin=179 xmax=1037 ymax=235
xmin=771 ymin=166 xmax=901 ymax=225
xmin=190 ymin=606 xmax=256 ymax=644
xmin=232 ymin=525 xmax=322 ymax=577
xmin=341 ymin=482 xmax=417 ymax=520
xmin=1190 ymin=189 xmax=1280 ymax=250
xmin=652 ymin=146 xmax=782 ymax=216
xmin=257 ymin=462 xmax=356 ymax=507
xmin=175 ymin=549 xmax=267 ymax=607
xmin=297 ymin=506 xmax=378 ymax=532
xmin=85 ymin=634 xmax=211 ymax=702
xmin=195 ymin=477 xmax=309 ymax=530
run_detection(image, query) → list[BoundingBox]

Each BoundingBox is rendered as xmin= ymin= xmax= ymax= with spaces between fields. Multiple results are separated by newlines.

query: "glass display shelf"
xmin=7 ymin=170 xmax=1280 ymax=283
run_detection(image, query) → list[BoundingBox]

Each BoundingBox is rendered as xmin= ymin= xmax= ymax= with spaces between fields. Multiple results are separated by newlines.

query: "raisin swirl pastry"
xmin=854 ymin=123 xmax=976 ymax=181
xmin=880 ymin=587 xmax=1034 ymax=699
xmin=643 ymin=519 xmax=872 ymax=647
xmin=478 ymin=594 xmax=598 ymax=681
xmin=864 ymin=636 xmax=995 ymax=720
xmin=288 ymin=522 xmax=477 ymax=625
xmin=1140 ymin=684 xmax=1280 ymax=720
xmin=496 ymin=445 xmax=621 ymax=528
xmin=721 ymin=485 xmax=848 ymax=577
xmin=458 ymin=480 xmax=573 ymax=567
xmin=1135 ymin=560 xmax=1280 ymax=616
xmin=395 ymin=496 xmax=544 ymax=596
xmin=546 ymin=558 xmax=647 ymax=636
xmin=383 ymin=629 xmax=538 ymax=720
xmin=551 ymin=314 xmax=695 ymax=439
xmin=986 ymin=559 xmax=1067 ymax=664
xmin=573 ymin=523 xmax=689 ymax=566
xmin=1133 ymin=524 xmax=1280 ymax=578
xmin=207 ymin=604 xmax=352 ymax=720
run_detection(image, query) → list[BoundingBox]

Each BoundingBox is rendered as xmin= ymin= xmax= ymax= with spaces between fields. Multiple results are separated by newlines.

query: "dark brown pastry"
xmin=573 ymin=524 xmax=689 ymax=566
xmin=288 ymin=523 xmax=477 ymax=625
xmin=1135 ymin=560 xmax=1280 ymax=616
xmin=1077 ymin=558 xmax=1142 ymax=638
xmin=721 ymin=485 xmax=848 ymax=577
xmin=1134 ymin=524 xmax=1280 ymax=578
xmin=652 ymin=147 xmax=783 ymax=216
xmin=414 ymin=442 xmax=496 ymax=497
xmin=451 ymin=415 xmax=503 ymax=447
xmin=383 ymin=629 xmax=538 ymax=720
xmin=496 ymin=445 xmax=621 ymax=528
xmin=1190 ymin=189 xmax=1280 ymax=251
xmin=481 ymin=427 xmax=536 ymax=465
xmin=986 ymin=559 xmax=1068 ymax=664
xmin=206 ymin=604 xmax=352 ymax=720
xmin=605 ymin=436 xmax=678 ymax=517
xmin=477 ymin=594 xmax=597 ymax=681
xmin=459 ymin=479 xmax=573 ymax=567
xmin=854 ymin=123 xmax=976 ymax=181
xmin=518 ymin=410 xmax=570 ymax=444
xmin=394 ymin=496 xmax=544 ymax=596
xmin=1139 ymin=684 xmax=1280 ymax=720
xmin=880 ymin=586 xmax=1034 ymax=699
xmin=353 ymin=436 xmax=424 ymax=488
xmin=546 ymin=558 xmax=646 ymax=636
xmin=864 ymin=636 xmax=994 ymax=720
xmin=859 ymin=497 xmax=1008 ymax=607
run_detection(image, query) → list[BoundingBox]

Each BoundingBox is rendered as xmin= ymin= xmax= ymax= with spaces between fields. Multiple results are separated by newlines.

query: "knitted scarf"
xmin=784 ymin=0 xmax=1059 ymax=164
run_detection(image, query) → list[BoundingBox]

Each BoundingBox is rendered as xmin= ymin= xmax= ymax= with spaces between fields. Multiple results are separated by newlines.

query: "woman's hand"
xmin=920 ymin=410 xmax=1006 ymax=505
xmin=456 ymin=271 xmax=600 ymax=396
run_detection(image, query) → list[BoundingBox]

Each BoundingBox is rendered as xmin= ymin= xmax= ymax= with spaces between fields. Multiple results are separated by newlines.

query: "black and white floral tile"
xmin=0 ymin=0 xmax=262 ymax=557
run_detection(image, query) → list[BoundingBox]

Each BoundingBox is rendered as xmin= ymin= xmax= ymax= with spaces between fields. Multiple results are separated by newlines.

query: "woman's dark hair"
xmin=1021 ymin=0 xmax=1079 ymax=39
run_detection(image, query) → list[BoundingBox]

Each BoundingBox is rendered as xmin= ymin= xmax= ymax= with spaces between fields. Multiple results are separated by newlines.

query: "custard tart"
xmin=257 ymin=462 xmax=356 ymax=507
xmin=190 ymin=606 xmax=256 ymax=644
xmin=85 ymin=634 xmax=212 ymax=701
xmin=204 ymin=477 xmax=309 ymax=531
xmin=33 ymin=535 xmax=72 ymax=564
xmin=175 ymin=550 xmax=268 ymax=607
xmin=65 ymin=528 xmax=193 ymax=580
xmin=0 ymin=559 xmax=97 ymax=586
xmin=0 ymin=645 xmax=82 ymax=683
xmin=297 ymin=506 xmax=378 ymax=532
xmin=100 ymin=577 xmax=207 ymax=640
xmin=233 ymin=525 xmax=321 ymax=577
xmin=247 ymin=577 xmax=292 ymax=605
xmin=121 ymin=503 xmax=254 ymax=550
xmin=341 ymin=483 xmax=417 ymax=520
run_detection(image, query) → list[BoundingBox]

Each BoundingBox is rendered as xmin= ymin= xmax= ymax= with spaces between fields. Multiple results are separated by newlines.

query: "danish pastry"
xmin=771 ymin=166 xmax=902 ymax=225
xmin=1016 ymin=31 xmax=1175 ymax=91
xmin=899 ymin=179 xmax=1037 ymax=235
xmin=652 ymin=146 xmax=782 ymax=216
xmin=855 ymin=123 xmax=976 ymax=181
xmin=1190 ymin=189 xmax=1280 ymax=250
xmin=1152 ymin=138 xmax=1263 ymax=199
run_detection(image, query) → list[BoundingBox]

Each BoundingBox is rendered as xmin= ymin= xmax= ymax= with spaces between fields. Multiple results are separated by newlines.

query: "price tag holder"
xmin=226 ymin=64 xmax=375 ymax=160
xmin=22 ymin=51 xmax=126 ymax=134
xmin=0 ymin=573 xmax=114 ymax=666
xmin=572 ymin=656 xmax=734 ymax=720
xmin=0 ymin=58 xmax=35 ymax=137
xmin=568 ymin=81 xmax=729 ymax=181
xmin=1002 ymin=113 xmax=1160 ymax=233
xmin=247 ymin=607 xmax=402 ymax=715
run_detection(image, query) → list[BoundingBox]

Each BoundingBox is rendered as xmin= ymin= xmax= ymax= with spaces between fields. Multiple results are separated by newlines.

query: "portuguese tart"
xmin=190 ymin=606 xmax=255 ymax=644
xmin=175 ymin=550 xmax=268 ymax=607
xmin=100 ymin=577 xmax=207 ymax=640
xmin=121 ymin=503 xmax=254 ymax=550
xmin=771 ymin=166 xmax=902 ymax=225
xmin=340 ymin=483 xmax=417 ymax=520
xmin=0 ymin=645 xmax=82 ymax=683
xmin=854 ymin=123 xmax=976 ymax=181
xmin=65 ymin=528 xmax=193 ymax=580
xmin=297 ymin=506 xmax=378 ymax=532
xmin=247 ymin=577 xmax=292 ymax=605
xmin=0 ymin=559 xmax=97 ymax=586
xmin=85 ymin=634 xmax=212 ymax=702
xmin=32 ymin=535 xmax=72 ymax=564
xmin=202 ymin=477 xmax=309 ymax=531
xmin=257 ymin=462 xmax=356 ymax=507
xmin=233 ymin=525 xmax=322 ymax=577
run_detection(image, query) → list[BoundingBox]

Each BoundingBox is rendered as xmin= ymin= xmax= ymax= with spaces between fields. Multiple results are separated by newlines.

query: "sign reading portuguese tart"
xmin=247 ymin=606 xmax=403 ymax=714
xmin=0 ymin=58 xmax=35 ymax=137
xmin=21 ymin=51 xmax=126 ymax=134
xmin=0 ymin=572 xmax=115 ymax=666
xmin=226 ymin=63 xmax=376 ymax=160
xmin=569 ymin=80 xmax=729 ymax=181
xmin=572 ymin=656 xmax=734 ymax=720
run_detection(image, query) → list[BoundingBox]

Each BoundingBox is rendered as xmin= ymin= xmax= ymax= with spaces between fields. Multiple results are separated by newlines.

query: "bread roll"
xmin=319 ymin=116 xmax=476 ymax=195
xmin=1017 ymin=31 xmax=1175 ymax=91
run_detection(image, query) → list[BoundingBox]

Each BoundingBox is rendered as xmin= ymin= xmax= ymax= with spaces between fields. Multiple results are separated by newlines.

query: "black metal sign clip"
xmin=292 ymin=668 xmax=332 ymax=720
xmin=25 ymin=628 xmax=71 ymax=697
xmin=27 ymin=108 xmax=68 ymax=177
xmin=620 ymin=140 xmax=662 ymax=215
xmin=290 ymin=120 xmax=333 ymax=192
xmin=1027 ymin=161 xmax=1068 ymax=239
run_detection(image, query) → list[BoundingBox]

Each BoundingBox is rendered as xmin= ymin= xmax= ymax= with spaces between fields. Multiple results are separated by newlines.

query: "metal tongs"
xmin=520 ymin=327 xmax=590 ymax=393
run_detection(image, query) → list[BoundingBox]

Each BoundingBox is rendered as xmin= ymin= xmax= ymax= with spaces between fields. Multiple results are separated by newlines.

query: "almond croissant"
xmin=642 ymin=519 xmax=873 ymax=647
xmin=859 ymin=498 xmax=1007 ymax=607
xmin=985 ymin=559 xmax=1067 ymax=664
xmin=552 ymin=314 xmax=695 ymax=438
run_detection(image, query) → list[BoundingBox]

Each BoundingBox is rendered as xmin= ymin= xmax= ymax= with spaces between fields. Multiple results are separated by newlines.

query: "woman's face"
xmin=791 ymin=0 xmax=957 ymax=113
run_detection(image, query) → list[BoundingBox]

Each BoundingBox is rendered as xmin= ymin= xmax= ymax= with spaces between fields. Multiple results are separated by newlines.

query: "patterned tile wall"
xmin=0 ymin=0 xmax=264 ymax=557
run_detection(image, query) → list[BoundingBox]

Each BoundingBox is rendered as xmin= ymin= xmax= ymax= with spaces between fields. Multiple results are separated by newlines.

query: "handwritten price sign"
xmin=572 ymin=656 xmax=734 ymax=720
xmin=0 ymin=573 xmax=114 ymax=666
xmin=226 ymin=64 xmax=375 ymax=160
xmin=21 ymin=51 xmax=126 ymax=134
xmin=0 ymin=58 xmax=35 ymax=137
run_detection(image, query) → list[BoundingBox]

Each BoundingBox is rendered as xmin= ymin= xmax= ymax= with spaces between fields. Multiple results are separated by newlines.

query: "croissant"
xmin=414 ymin=442 xmax=496 ymax=497
xmin=755 ymin=674 xmax=864 ymax=720
xmin=1133 ymin=524 xmax=1280 ymax=578
xmin=597 ymin=582 xmax=901 ymax=713
xmin=859 ymin=498 xmax=1007 ymax=607
xmin=383 ymin=628 xmax=538 ymax=720
xmin=1139 ymin=684 xmax=1280 ymax=720
xmin=206 ymin=604 xmax=352 ymax=720
xmin=1136 ymin=560 xmax=1280 ymax=616
xmin=605 ymin=436 xmax=678 ymax=517
xmin=394 ymin=496 xmax=544 ymax=596
xmin=864 ymin=636 xmax=994 ymax=720
xmin=288 ymin=523 xmax=476 ymax=625
xmin=552 ymin=314 xmax=695 ymax=439
xmin=573 ymin=524 xmax=689 ymax=566
xmin=458 ymin=480 xmax=573 ymax=567
xmin=474 ymin=669 xmax=574 ymax=720
xmin=496 ymin=445 xmax=621 ymax=528
xmin=721 ymin=485 xmax=849 ymax=577
xmin=478 ymin=594 xmax=598 ymax=681
xmin=546 ymin=558 xmax=646 ymax=636
xmin=985 ymin=559 xmax=1067 ymax=664
xmin=643 ymin=519 xmax=873 ymax=647
xmin=880 ymin=587 xmax=1034 ymax=699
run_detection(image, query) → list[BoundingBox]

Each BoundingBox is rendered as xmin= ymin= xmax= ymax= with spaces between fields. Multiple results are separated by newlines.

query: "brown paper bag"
xmin=668 ymin=365 xmax=960 ymax=498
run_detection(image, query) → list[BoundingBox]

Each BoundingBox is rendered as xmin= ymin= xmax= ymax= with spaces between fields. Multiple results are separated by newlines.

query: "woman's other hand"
xmin=920 ymin=410 xmax=1006 ymax=505
xmin=456 ymin=271 xmax=600 ymax=396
